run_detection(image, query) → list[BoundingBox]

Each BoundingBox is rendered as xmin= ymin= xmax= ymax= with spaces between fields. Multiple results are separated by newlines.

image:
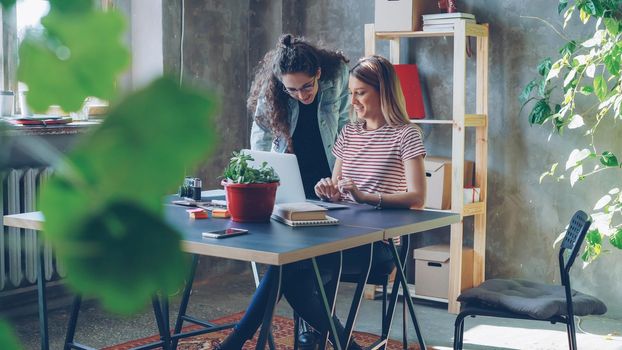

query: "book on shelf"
xmin=423 ymin=18 xmax=476 ymax=25
xmin=422 ymin=25 xmax=456 ymax=32
xmin=422 ymin=12 xmax=475 ymax=20
xmin=271 ymin=214 xmax=339 ymax=227
xmin=272 ymin=202 xmax=327 ymax=221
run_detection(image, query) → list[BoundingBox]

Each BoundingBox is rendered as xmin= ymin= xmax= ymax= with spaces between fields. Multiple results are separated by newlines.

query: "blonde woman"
xmin=315 ymin=55 xmax=427 ymax=208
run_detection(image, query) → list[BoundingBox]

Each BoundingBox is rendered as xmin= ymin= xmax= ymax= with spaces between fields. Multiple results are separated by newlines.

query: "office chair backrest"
xmin=558 ymin=210 xmax=591 ymax=284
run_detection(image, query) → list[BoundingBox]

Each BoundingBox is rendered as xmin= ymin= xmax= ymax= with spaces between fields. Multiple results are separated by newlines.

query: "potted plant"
xmin=222 ymin=151 xmax=280 ymax=222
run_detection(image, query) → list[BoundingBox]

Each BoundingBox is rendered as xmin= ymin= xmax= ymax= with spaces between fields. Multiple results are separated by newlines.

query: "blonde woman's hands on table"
xmin=337 ymin=177 xmax=365 ymax=203
xmin=314 ymin=177 xmax=341 ymax=202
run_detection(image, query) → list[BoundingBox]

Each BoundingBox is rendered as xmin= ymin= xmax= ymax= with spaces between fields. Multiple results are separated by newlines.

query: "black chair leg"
xmin=566 ymin=315 xmax=578 ymax=350
xmin=453 ymin=312 xmax=468 ymax=350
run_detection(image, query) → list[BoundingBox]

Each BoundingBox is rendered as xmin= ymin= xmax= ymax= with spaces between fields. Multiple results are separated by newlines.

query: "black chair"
xmin=453 ymin=210 xmax=607 ymax=350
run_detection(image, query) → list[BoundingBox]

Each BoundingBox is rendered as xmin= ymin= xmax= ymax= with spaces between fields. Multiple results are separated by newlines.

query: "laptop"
xmin=242 ymin=149 xmax=348 ymax=209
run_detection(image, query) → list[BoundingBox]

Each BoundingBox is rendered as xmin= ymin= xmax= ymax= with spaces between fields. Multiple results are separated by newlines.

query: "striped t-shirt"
xmin=332 ymin=121 xmax=426 ymax=201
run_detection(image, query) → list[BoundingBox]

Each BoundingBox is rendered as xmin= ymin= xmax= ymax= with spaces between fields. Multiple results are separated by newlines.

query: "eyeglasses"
xmin=282 ymin=76 xmax=316 ymax=96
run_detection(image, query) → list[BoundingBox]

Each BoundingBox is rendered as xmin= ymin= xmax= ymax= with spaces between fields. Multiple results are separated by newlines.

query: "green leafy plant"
xmin=521 ymin=0 xmax=622 ymax=262
xmin=222 ymin=151 xmax=280 ymax=184
xmin=0 ymin=0 xmax=219 ymax=345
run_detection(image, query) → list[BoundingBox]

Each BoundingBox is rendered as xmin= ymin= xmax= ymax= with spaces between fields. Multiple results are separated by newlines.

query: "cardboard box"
xmin=413 ymin=244 xmax=473 ymax=299
xmin=424 ymin=156 xmax=475 ymax=210
xmin=374 ymin=0 xmax=438 ymax=32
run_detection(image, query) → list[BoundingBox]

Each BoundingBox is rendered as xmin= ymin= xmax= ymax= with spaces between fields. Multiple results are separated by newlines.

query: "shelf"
xmin=410 ymin=119 xmax=453 ymax=125
xmin=366 ymin=19 xmax=488 ymax=314
xmin=462 ymin=202 xmax=486 ymax=217
xmin=375 ymin=23 xmax=489 ymax=39
xmin=410 ymin=114 xmax=487 ymax=127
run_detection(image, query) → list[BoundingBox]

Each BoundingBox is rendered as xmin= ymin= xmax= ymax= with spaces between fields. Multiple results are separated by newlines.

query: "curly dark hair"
xmin=248 ymin=34 xmax=349 ymax=152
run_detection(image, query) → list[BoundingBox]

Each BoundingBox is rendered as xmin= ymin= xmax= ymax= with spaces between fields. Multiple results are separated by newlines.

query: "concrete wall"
xmin=162 ymin=0 xmax=622 ymax=317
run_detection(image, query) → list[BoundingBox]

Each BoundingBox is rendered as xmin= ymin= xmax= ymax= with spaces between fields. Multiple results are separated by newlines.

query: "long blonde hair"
xmin=349 ymin=55 xmax=422 ymax=132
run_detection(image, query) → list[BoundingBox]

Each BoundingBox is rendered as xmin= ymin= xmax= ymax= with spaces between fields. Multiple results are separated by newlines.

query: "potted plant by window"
xmin=221 ymin=151 xmax=280 ymax=222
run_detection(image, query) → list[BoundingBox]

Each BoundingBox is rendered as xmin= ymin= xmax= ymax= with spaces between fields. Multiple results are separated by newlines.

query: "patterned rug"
xmin=103 ymin=311 xmax=434 ymax=349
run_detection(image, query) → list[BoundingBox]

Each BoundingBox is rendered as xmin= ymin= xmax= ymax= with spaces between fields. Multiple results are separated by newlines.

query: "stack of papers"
xmin=422 ymin=12 xmax=476 ymax=32
xmin=7 ymin=115 xmax=73 ymax=126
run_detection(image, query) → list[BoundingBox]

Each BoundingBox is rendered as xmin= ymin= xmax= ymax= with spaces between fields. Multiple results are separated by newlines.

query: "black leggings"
xmin=220 ymin=242 xmax=395 ymax=349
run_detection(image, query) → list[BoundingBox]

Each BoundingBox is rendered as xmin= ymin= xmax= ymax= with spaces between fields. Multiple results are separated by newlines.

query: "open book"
xmin=271 ymin=214 xmax=339 ymax=227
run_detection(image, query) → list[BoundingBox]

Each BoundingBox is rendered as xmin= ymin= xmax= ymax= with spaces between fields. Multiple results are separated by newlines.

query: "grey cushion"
xmin=457 ymin=279 xmax=607 ymax=319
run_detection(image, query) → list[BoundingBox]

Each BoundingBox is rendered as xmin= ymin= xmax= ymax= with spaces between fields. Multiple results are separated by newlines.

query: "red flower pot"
xmin=222 ymin=180 xmax=279 ymax=222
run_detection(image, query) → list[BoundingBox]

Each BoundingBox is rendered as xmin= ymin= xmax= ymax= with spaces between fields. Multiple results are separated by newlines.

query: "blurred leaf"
xmin=56 ymin=201 xmax=188 ymax=313
xmin=40 ymin=77 xmax=219 ymax=313
xmin=566 ymin=149 xmax=590 ymax=169
xmin=18 ymin=9 xmax=129 ymax=113
xmin=593 ymin=75 xmax=607 ymax=101
xmin=586 ymin=229 xmax=602 ymax=245
xmin=529 ymin=99 xmax=552 ymax=125
xmin=0 ymin=320 xmax=21 ymax=350
xmin=537 ymin=57 xmax=552 ymax=77
xmin=578 ymin=85 xmax=594 ymax=95
xmin=559 ymin=40 xmax=576 ymax=56
xmin=558 ymin=0 xmax=568 ymax=14
xmin=0 ymin=0 xmax=15 ymax=8
xmin=604 ymin=54 xmax=620 ymax=76
xmin=600 ymin=151 xmax=619 ymax=167
xmin=49 ymin=0 xmax=93 ymax=13
xmin=594 ymin=194 xmax=612 ymax=210
xmin=567 ymin=114 xmax=584 ymax=129
xmin=570 ymin=165 xmax=583 ymax=187
xmin=609 ymin=228 xmax=622 ymax=249
xmin=604 ymin=17 xmax=619 ymax=35
xmin=519 ymin=80 xmax=538 ymax=104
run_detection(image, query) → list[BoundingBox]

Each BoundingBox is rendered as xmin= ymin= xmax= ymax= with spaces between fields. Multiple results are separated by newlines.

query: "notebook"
xmin=242 ymin=149 xmax=349 ymax=210
xmin=271 ymin=214 xmax=339 ymax=227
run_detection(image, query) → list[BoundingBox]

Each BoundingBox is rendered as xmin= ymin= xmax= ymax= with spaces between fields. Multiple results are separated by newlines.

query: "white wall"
xmin=130 ymin=0 xmax=163 ymax=89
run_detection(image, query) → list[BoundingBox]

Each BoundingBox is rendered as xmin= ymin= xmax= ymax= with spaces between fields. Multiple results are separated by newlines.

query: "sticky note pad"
xmin=211 ymin=208 xmax=230 ymax=218
xmin=187 ymin=208 xmax=208 ymax=219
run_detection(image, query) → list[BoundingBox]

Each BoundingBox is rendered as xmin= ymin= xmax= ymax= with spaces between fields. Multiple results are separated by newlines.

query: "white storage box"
xmin=424 ymin=157 xmax=475 ymax=210
xmin=413 ymin=244 xmax=473 ymax=299
xmin=374 ymin=0 xmax=438 ymax=32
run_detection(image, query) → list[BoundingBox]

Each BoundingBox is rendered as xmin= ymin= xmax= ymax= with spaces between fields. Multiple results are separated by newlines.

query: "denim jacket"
xmin=249 ymin=62 xmax=350 ymax=170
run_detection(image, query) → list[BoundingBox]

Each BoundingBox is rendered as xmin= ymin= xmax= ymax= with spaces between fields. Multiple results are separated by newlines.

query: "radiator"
xmin=1 ymin=167 xmax=66 ymax=291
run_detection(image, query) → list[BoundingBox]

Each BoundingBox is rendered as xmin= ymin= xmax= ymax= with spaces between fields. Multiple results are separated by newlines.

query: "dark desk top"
xmin=164 ymin=203 xmax=384 ymax=265
xmin=325 ymin=203 xmax=460 ymax=239
xmin=2 ymin=202 xmax=459 ymax=266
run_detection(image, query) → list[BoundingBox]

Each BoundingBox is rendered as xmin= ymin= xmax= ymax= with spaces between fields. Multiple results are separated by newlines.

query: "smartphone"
xmin=202 ymin=228 xmax=248 ymax=239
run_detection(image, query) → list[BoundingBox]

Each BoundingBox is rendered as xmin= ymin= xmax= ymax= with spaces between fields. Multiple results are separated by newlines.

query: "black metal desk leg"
xmin=256 ymin=265 xmax=282 ymax=350
xmin=388 ymin=238 xmax=426 ymax=350
xmin=37 ymin=242 xmax=49 ymax=350
xmin=343 ymin=244 xmax=373 ymax=350
xmin=63 ymin=295 xmax=82 ymax=350
xmin=311 ymin=255 xmax=342 ymax=350
xmin=171 ymin=254 xmax=199 ymax=350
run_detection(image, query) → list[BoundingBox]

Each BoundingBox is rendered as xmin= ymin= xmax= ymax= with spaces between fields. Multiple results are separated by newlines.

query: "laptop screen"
xmin=242 ymin=149 xmax=307 ymax=204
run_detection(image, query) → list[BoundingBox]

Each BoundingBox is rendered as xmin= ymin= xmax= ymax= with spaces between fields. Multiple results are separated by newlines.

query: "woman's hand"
xmin=314 ymin=177 xmax=341 ymax=202
xmin=337 ymin=177 xmax=364 ymax=203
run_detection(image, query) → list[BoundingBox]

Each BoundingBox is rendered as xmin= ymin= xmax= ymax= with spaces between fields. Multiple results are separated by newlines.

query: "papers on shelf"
xmin=422 ymin=12 xmax=476 ymax=32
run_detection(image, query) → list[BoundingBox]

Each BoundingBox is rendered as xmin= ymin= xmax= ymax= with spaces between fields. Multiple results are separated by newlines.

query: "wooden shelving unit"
xmin=364 ymin=20 xmax=489 ymax=314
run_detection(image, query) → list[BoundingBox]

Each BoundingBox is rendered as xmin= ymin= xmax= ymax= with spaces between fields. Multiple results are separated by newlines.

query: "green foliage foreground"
xmin=521 ymin=0 xmax=622 ymax=262
xmin=0 ymin=0 xmax=219 ymax=347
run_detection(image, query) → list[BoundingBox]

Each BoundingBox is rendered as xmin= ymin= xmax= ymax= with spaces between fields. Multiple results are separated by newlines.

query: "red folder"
xmin=394 ymin=64 xmax=425 ymax=119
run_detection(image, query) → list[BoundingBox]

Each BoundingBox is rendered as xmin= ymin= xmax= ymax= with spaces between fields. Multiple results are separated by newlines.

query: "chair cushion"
xmin=457 ymin=279 xmax=607 ymax=319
